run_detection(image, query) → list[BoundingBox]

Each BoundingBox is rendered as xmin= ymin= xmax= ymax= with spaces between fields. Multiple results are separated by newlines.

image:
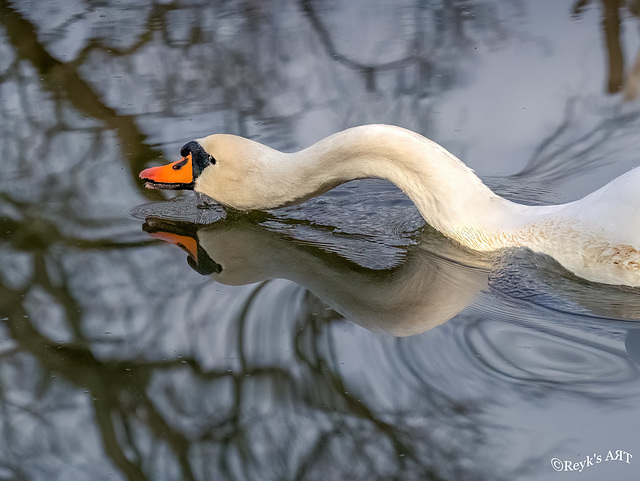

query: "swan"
xmin=139 ymin=124 xmax=640 ymax=287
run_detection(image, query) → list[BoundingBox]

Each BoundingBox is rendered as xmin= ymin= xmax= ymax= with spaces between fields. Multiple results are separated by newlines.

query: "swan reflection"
xmin=143 ymin=215 xmax=491 ymax=336
xmin=141 ymin=210 xmax=640 ymax=338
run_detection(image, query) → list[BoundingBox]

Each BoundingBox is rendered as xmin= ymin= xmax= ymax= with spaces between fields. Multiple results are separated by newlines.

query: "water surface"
xmin=1 ymin=1 xmax=640 ymax=480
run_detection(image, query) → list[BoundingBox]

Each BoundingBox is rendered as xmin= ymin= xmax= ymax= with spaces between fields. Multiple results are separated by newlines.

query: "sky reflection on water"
xmin=1 ymin=1 xmax=640 ymax=480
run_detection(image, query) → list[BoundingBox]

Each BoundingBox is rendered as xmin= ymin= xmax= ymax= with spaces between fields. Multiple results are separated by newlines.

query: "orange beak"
xmin=147 ymin=230 xmax=199 ymax=264
xmin=139 ymin=153 xmax=194 ymax=189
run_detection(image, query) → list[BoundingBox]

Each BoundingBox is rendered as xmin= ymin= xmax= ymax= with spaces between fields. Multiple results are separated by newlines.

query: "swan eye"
xmin=209 ymin=155 xmax=216 ymax=165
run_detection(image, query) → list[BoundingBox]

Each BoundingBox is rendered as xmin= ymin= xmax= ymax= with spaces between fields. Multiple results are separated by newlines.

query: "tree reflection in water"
xmin=2 ymin=0 xmax=640 ymax=479
xmin=0 ymin=233 xmax=500 ymax=479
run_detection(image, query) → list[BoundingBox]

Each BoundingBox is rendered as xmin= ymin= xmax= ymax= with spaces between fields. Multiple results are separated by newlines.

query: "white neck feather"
xmin=282 ymin=125 xmax=548 ymax=249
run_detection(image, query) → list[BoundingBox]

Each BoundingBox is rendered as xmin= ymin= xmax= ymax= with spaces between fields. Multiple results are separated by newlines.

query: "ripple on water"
xmin=128 ymin=195 xmax=227 ymax=223
xmin=462 ymin=318 xmax=640 ymax=399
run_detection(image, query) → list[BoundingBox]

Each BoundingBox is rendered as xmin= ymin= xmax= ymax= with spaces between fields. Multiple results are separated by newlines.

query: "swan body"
xmin=140 ymin=124 xmax=640 ymax=287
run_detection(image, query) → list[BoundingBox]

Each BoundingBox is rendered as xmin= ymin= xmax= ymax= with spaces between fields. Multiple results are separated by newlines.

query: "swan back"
xmin=526 ymin=168 xmax=640 ymax=286
xmin=561 ymin=167 xmax=640 ymax=246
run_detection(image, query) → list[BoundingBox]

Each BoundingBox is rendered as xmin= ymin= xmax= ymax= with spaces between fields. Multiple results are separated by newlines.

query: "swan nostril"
xmin=173 ymin=157 xmax=189 ymax=170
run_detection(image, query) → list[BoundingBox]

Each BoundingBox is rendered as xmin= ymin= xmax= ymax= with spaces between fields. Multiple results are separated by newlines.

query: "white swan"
xmin=140 ymin=124 xmax=640 ymax=287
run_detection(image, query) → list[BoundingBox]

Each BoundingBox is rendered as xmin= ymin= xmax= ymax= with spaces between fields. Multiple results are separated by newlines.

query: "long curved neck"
xmin=288 ymin=125 xmax=535 ymax=249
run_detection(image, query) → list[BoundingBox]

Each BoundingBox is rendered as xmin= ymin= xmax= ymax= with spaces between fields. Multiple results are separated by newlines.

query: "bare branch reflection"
xmin=2 ymin=0 xmax=640 ymax=479
xmin=573 ymin=0 xmax=640 ymax=96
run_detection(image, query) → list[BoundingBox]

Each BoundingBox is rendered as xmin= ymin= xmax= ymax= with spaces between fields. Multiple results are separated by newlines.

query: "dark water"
xmin=2 ymin=1 xmax=640 ymax=480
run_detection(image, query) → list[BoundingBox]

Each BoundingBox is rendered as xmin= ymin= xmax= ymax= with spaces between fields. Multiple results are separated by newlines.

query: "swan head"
xmin=139 ymin=138 xmax=216 ymax=191
xmin=139 ymin=134 xmax=284 ymax=210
